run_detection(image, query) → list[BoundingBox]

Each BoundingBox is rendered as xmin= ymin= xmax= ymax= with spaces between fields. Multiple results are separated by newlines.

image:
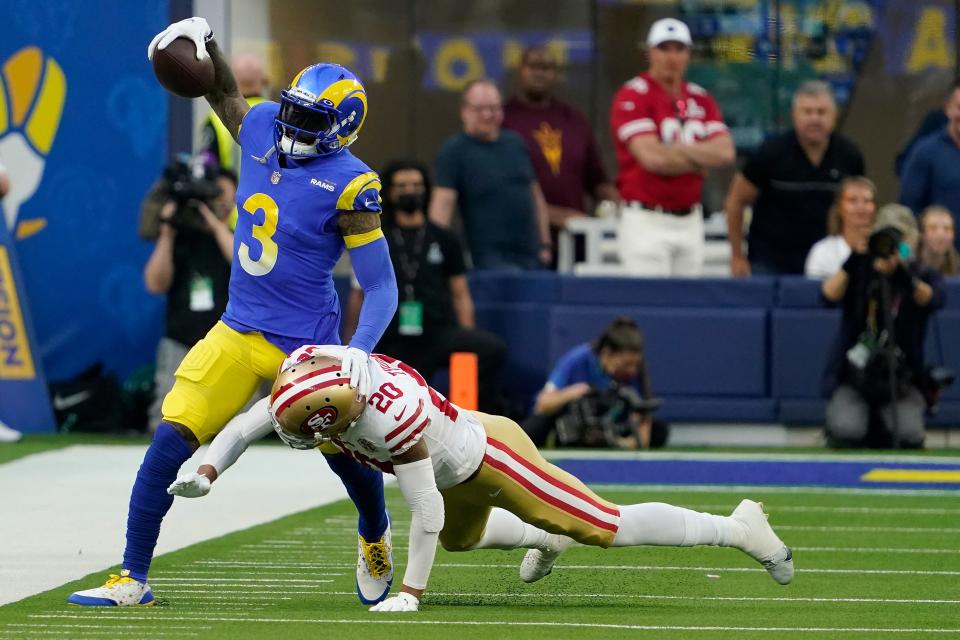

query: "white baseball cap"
xmin=646 ymin=18 xmax=693 ymax=48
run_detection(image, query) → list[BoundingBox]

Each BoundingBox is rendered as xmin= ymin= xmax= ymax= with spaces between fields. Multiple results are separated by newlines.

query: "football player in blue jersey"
xmin=68 ymin=17 xmax=398 ymax=607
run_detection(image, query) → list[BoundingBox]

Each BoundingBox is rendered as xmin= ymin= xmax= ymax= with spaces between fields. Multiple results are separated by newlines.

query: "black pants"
xmin=379 ymin=325 xmax=508 ymax=414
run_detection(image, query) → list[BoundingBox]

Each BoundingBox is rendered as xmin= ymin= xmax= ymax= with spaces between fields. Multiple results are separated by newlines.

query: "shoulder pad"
xmin=686 ymin=82 xmax=707 ymax=96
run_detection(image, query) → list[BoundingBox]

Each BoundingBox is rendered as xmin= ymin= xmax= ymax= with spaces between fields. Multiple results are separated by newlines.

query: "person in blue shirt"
xmin=524 ymin=317 xmax=668 ymax=449
xmin=900 ymin=83 xmax=960 ymax=252
xmin=69 ymin=17 xmax=398 ymax=607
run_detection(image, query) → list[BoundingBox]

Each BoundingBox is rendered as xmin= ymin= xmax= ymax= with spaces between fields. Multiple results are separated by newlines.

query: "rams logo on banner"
xmin=0 ymin=246 xmax=35 ymax=379
xmin=0 ymin=47 xmax=67 ymax=239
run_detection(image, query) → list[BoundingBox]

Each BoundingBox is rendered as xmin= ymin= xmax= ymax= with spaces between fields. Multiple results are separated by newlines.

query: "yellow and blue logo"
xmin=0 ymin=46 xmax=67 ymax=239
xmin=0 ymin=245 xmax=35 ymax=379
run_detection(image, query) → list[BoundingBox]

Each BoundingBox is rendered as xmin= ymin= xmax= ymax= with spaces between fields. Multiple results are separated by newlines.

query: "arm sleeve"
xmin=348 ymin=235 xmax=398 ymax=353
xmin=393 ymin=457 xmax=443 ymax=590
xmin=201 ymin=396 xmax=274 ymax=474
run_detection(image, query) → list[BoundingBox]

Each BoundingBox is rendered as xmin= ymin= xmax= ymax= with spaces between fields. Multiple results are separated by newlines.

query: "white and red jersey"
xmin=330 ymin=354 xmax=487 ymax=490
xmin=610 ymin=72 xmax=727 ymax=209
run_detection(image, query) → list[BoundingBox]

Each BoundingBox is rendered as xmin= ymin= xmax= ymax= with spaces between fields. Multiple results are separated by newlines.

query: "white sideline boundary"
xmin=0 ymin=444 xmax=392 ymax=606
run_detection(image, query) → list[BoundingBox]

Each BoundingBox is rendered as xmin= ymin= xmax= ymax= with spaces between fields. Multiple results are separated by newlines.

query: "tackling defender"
xmin=69 ymin=18 xmax=398 ymax=607
xmin=171 ymin=346 xmax=794 ymax=612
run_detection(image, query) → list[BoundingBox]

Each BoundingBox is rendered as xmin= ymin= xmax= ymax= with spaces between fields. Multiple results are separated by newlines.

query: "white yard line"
xmin=777 ymin=525 xmax=960 ymax=533
xmin=191 ymin=559 xmax=960 ymax=576
xmin=543 ymin=450 xmax=960 ymax=464
xmin=26 ymin=614 xmax=960 ymax=634
xmin=0 ymin=445 xmax=393 ymax=606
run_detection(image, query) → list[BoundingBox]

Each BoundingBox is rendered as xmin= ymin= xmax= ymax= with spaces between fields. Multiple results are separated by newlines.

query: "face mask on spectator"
xmin=393 ymin=193 xmax=425 ymax=214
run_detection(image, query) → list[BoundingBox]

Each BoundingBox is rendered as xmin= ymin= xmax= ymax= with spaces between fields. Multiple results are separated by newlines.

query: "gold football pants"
xmin=440 ymin=412 xmax=621 ymax=550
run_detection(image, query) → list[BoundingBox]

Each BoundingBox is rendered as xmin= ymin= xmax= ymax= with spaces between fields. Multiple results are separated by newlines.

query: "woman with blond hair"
xmin=917 ymin=205 xmax=960 ymax=277
xmin=804 ymin=176 xmax=877 ymax=278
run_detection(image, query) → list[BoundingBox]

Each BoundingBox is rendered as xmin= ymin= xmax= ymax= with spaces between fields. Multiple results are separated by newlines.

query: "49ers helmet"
xmin=269 ymin=354 xmax=366 ymax=449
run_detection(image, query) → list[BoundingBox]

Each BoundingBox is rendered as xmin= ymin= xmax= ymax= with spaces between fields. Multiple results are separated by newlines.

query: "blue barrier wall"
xmin=458 ymin=273 xmax=960 ymax=425
xmin=0 ymin=1 xmax=169 ymax=387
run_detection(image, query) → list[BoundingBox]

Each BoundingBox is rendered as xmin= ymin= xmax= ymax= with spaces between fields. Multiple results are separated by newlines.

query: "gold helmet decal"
xmin=270 ymin=354 xmax=365 ymax=448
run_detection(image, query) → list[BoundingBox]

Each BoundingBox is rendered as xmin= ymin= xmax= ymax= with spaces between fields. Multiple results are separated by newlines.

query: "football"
xmin=151 ymin=37 xmax=215 ymax=98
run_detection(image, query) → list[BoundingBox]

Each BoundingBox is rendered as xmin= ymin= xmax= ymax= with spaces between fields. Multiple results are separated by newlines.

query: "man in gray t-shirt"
xmin=429 ymin=79 xmax=551 ymax=270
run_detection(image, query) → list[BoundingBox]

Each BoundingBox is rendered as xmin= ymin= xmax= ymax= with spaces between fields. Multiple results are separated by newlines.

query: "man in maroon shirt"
xmin=504 ymin=46 xmax=618 ymax=268
xmin=610 ymin=18 xmax=735 ymax=276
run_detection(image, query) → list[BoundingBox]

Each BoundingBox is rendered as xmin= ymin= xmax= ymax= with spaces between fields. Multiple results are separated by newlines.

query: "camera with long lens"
xmin=868 ymin=226 xmax=905 ymax=259
xmin=161 ymin=155 xmax=222 ymax=231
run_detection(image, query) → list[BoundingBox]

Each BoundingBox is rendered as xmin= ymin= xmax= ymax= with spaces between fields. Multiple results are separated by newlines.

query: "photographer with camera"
xmin=141 ymin=156 xmax=237 ymax=430
xmin=524 ymin=317 xmax=668 ymax=450
xmin=821 ymin=205 xmax=946 ymax=449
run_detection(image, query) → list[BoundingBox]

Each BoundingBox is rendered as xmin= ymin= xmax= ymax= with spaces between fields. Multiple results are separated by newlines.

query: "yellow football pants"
xmin=161 ymin=321 xmax=285 ymax=443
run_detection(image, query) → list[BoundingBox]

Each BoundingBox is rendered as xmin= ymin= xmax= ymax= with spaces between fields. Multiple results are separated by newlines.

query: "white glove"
xmin=280 ymin=344 xmax=346 ymax=373
xmin=369 ymin=592 xmax=419 ymax=613
xmin=341 ymin=347 xmax=372 ymax=397
xmin=148 ymin=17 xmax=212 ymax=61
xmin=167 ymin=472 xmax=212 ymax=498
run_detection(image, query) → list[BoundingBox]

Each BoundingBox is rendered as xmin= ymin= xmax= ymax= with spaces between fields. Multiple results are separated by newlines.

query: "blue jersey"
xmin=222 ymin=102 xmax=382 ymax=353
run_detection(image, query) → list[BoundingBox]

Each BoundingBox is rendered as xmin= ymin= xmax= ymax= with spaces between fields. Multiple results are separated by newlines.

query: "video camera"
xmin=554 ymin=384 xmax=662 ymax=448
xmin=868 ymin=226 xmax=906 ymax=260
xmin=159 ymin=155 xmax=222 ymax=232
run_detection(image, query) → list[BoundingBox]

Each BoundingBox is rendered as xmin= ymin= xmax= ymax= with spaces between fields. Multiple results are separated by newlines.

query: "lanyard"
xmin=391 ymin=226 xmax=426 ymax=297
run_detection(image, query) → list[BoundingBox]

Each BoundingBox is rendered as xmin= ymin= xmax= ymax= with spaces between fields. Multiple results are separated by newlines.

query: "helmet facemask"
xmin=274 ymin=89 xmax=356 ymax=158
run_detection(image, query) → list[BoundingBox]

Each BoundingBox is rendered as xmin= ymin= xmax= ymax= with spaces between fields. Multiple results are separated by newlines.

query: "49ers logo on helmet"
xmin=300 ymin=406 xmax=339 ymax=435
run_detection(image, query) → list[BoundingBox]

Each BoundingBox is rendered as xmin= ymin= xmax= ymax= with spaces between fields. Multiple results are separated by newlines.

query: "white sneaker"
xmin=520 ymin=534 xmax=571 ymax=583
xmin=67 ymin=570 xmax=155 ymax=606
xmin=356 ymin=525 xmax=393 ymax=604
xmin=0 ymin=420 xmax=22 ymax=443
xmin=730 ymin=499 xmax=794 ymax=585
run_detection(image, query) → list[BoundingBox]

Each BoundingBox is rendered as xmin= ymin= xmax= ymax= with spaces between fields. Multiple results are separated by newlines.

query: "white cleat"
xmin=356 ymin=525 xmax=394 ymax=604
xmin=520 ymin=534 xmax=572 ymax=583
xmin=730 ymin=499 xmax=794 ymax=585
xmin=67 ymin=570 xmax=155 ymax=606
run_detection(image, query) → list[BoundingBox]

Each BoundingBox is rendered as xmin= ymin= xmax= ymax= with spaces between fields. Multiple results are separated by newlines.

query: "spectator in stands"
xmin=349 ymin=159 xmax=507 ymax=413
xmin=610 ymin=18 xmax=734 ymax=277
xmin=895 ymin=108 xmax=947 ymax=178
xmin=805 ymin=177 xmax=877 ymax=279
xmin=901 ymin=82 xmax=960 ymax=252
xmin=198 ymin=53 xmax=268 ymax=172
xmin=726 ymin=81 xmax=865 ymax=276
xmin=430 ymin=79 xmax=552 ymax=270
xmin=821 ymin=205 xmax=944 ymax=449
xmin=503 ymin=46 xmax=619 ymax=268
xmin=524 ymin=317 xmax=668 ymax=450
xmin=917 ymin=205 xmax=960 ymax=277
xmin=142 ymin=160 xmax=236 ymax=429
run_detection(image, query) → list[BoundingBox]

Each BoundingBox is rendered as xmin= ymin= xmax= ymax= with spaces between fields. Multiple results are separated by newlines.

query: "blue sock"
xmin=122 ymin=423 xmax=193 ymax=582
xmin=323 ymin=452 xmax=388 ymax=540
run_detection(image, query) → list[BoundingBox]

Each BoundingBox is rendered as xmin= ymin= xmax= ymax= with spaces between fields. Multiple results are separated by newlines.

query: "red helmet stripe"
xmin=272 ymin=364 xmax=342 ymax=403
xmin=274 ymin=378 xmax=348 ymax=418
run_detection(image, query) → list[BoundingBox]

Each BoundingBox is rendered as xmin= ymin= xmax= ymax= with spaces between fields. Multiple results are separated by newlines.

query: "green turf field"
xmin=1 ymin=486 xmax=957 ymax=640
